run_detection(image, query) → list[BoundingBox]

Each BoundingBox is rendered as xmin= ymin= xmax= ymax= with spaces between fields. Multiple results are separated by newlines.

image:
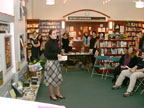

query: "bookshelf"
xmin=39 ymin=20 xmax=61 ymax=38
xmin=99 ymin=39 xmax=135 ymax=56
xmin=126 ymin=21 xmax=142 ymax=40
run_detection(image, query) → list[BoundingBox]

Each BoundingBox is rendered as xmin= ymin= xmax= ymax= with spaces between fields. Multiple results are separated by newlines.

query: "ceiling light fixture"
xmin=103 ymin=0 xmax=111 ymax=4
xmin=134 ymin=0 xmax=144 ymax=8
xmin=46 ymin=0 xmax=67 ymax=5
xmin=46 ymin=0 xmax=55 ymax=5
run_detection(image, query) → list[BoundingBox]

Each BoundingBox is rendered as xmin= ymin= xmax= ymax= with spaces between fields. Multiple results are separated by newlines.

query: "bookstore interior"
xmin=0 ymin=0 xmax=144 ymax=107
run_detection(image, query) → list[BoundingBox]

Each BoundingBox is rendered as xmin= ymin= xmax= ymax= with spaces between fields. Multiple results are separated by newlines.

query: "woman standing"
xmin=30 ymin=31 xmax=40 ymax=60
xmin=44 ymin=29 xmax=65 ymax=101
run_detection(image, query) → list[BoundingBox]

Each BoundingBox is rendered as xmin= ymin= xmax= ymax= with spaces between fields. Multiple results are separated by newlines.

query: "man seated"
xmin=112 ymin=50 xmax=144 ymax=97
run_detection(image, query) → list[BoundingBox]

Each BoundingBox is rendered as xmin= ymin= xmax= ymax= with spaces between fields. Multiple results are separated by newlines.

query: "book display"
xmin=5 ymin=37 xmax=12 ymax=69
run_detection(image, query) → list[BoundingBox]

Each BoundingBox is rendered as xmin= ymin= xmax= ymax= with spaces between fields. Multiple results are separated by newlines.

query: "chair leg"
xmin=134 ymin=79 xmax=144 ymax=92
xmin=101 ymin=69 xmax=105 ymax=79
xmin=105 ymin=70 xmax=108 ymax=80
xmin=140 ymin=89 xmax=144 ymax=94
xmin=91 ymin=67 xmax=95 ymax=78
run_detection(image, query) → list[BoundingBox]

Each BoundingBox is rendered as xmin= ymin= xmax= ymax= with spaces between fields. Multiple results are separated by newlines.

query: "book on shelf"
xmin=105 ymin=34 xmax=108 ymax=40
xmin=100 ymin=42 xmax=104 ymax=47
xmin=101 ymin=49 xmax=104 ymax=55
xmin=104 ymin=48 xmax=107 ymax=54
xmin=107 ymin=41 xmax=111 ymax=47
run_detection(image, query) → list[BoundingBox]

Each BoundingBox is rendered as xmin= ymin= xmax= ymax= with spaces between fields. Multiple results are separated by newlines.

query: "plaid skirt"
xmin=44 ymin=60 xmax=63 ymax=87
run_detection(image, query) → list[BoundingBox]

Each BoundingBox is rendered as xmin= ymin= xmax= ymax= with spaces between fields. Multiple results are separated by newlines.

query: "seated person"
xmin=112 ymin=47 xmax=138 ymax=85
xmin=112 ymin=50 xmax=144 ymax=97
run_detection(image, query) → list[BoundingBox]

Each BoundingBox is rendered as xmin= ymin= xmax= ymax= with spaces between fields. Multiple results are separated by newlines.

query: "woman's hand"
xmin=121 ymin=66 xmax=125 ymax=69
xmin=58 ymin=54 xmax=62 ymax=59
xmin=130 ymin=69 xmax=135 ymax=72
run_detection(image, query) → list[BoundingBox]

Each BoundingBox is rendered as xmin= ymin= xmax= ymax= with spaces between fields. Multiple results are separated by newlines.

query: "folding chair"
xmin=91 ymin=56 xmax=108 ymax=79
xmin=134 ymin=77 xmax=144 ymax=93
xmin=105 ymin=56 xmax=120 ymax=80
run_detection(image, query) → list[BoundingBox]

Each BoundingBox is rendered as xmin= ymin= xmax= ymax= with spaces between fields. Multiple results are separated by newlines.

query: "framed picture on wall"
xmin=114 ymin=24 xmax=120 ymax=30
xmin=5 ymin=36 xmax=12 ymax=69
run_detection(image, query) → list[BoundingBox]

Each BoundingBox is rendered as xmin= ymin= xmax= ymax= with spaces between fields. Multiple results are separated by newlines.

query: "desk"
xmin=62 ymin=52 xmax=92 ymax=72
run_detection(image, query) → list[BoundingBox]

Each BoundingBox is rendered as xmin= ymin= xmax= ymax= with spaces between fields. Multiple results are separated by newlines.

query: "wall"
xmin=0 ymin=0 xmax=27 ymax=96
xmin=27 ymin=0 xmax=144 ymax=21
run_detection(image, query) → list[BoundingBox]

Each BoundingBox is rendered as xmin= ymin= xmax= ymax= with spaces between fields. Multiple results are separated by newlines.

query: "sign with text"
xmin=68 ymin=16 xmax=106 ymax=21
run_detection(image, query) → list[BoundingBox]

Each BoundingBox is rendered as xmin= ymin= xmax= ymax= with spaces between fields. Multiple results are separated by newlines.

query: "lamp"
xmin=134 ymin=0 xmax=144 ymax=8
xmin=62 ymin=20 xmax=65 ymax=29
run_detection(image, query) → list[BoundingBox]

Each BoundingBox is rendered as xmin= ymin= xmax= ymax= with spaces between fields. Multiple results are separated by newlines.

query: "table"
xmin=62 ymin=52 xmax=92 ymax=72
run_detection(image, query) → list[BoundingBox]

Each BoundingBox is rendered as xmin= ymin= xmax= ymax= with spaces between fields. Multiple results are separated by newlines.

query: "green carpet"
xmin=36 ymin=69 xmax=144 ymax=108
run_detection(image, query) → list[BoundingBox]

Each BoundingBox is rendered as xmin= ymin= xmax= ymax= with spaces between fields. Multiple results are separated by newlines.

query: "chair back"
xmin=110 ymin=56 xmax=120 ymax=62
xmin=95 ymin=56 xmax=108 ymax=65
xmin=96 ymin=56 xmax=108 ymax=61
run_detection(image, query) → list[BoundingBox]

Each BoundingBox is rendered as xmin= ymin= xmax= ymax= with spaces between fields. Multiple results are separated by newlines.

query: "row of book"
xmin=101 ymin=48 xmax=125 ymax=55
xmin=100 ymin=41 xmax=128 ymax=48
xmin=27 ymin=24 xmax=39 ymax=28
xmin=126 ymin=22 xmax=142 ymax=27
xmin=40 ymin=25 xmax=60 ymax=29
xmin=40 ymin=21 xmax=60 ymax=25
xmin=126 ymin=27 xmax=141 ymax=32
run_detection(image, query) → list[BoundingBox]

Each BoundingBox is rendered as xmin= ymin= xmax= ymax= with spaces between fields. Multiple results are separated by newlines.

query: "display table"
xmin=0 ymin=97 xmax=66 ymax=108
xmin=63 ymin=52 xmax=92 ymax=72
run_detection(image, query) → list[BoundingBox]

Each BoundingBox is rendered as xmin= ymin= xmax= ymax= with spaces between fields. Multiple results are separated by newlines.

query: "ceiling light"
xmin=46 ymin=0 xmax=55 ymax=5
xmin=134 ymin=0 xmax=144 ymax=8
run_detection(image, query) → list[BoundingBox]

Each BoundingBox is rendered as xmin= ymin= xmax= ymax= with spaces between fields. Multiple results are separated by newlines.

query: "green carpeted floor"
xmin=36 ymin=69 xmax=144 ymax=108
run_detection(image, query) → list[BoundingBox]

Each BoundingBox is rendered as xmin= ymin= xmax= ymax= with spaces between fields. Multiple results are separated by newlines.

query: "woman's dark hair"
xmin=33 ymin=31 xmax=37 ymax=34
xmin=92 ymin=31 xmax=96 ymax=34
xmin=141 ymin=49 xmax=144 ymax=53
xmin=49 ymin=29 xmax=56 ymax=35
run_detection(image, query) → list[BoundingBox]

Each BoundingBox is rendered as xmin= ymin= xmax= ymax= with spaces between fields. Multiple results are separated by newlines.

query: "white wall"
xmin=0 ymin=0 xmax=14 ymax=16
xmin=0 ymin=0 xmax=27 ymax=95
xmin=27 ymin=0 xmax=144 ymax=21
xmin=14 ymin=0 xmax=27 ymax=81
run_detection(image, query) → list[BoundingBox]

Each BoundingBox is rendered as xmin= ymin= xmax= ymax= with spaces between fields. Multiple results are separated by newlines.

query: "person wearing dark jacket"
xmin=44 ymin=29 xmax=65 ymax=101
xmin=90 ymin=31 xmax=99 ymax=65
xmin=112 ymin=47 xmax=138 ymax=84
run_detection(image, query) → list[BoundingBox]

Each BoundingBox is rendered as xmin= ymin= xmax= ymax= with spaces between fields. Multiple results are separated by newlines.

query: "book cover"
xmin=9 ymin=89 xmax=16 ymax=99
